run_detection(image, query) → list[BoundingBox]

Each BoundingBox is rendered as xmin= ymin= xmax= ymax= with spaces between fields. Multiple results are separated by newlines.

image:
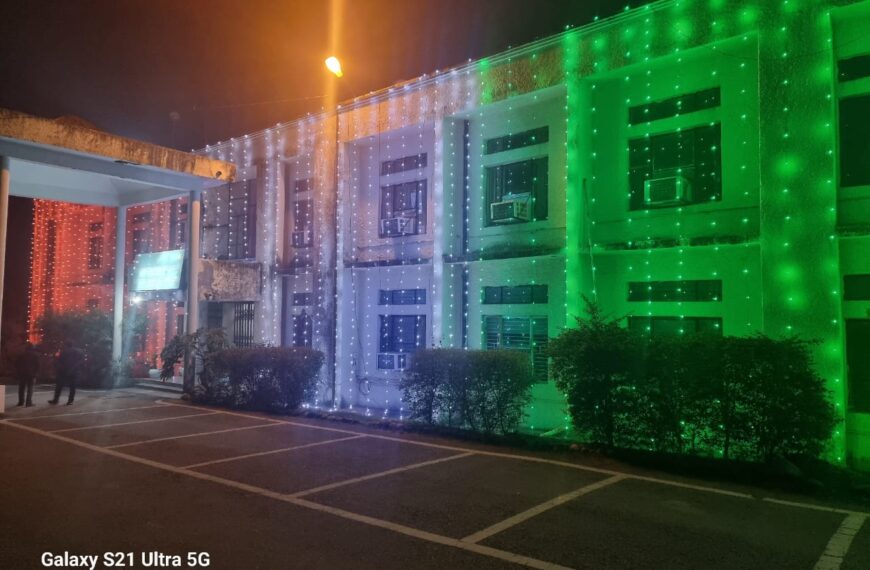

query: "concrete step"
xmin=134 ymin=379 xmax=184 ymax=395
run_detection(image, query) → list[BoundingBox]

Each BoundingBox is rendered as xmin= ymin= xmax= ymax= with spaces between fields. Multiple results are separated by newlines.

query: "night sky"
xmin=0 ymin=0 xmax=629 ymax=355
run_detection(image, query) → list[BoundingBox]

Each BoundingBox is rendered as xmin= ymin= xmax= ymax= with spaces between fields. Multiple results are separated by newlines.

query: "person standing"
xmin=49 ymin=341 xmax=84 ymax=405
xmin=15 ymin=342 xmax=40 ymax=407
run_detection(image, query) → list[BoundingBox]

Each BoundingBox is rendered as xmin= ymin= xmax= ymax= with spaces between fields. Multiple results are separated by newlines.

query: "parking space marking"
xmin=8 ymin=404 xmax=169 ymax=421
xmin=3 ymin=420 xmax=571 ymax=570
xmin=813 ymin=514 xmax=866 ymax=570
xmin=764 ymin=497 xmax=870 ymax=518
xmin=291 ymin=451 xmax=476 ymax=498
xmin=182 ymin=434 xmax=367 ymax=469
xmin=462 ymin=474 xmax=627 ymax=544
xmin=106 ymin=421 xmax=284 ymax=449
xmin=288 ymin=497 xmax=573 ymax=570
xmin=154 ymin=401 xmax=870 ymax=518
xmin=50 ymin=411 xmax=220 ymax=433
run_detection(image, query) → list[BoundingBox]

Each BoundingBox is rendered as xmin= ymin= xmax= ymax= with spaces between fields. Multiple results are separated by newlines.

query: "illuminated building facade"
xmin=30 ymin=0 xmax=870 ymax=467
xmin=30 ymin=199 xmax=189 ymax=369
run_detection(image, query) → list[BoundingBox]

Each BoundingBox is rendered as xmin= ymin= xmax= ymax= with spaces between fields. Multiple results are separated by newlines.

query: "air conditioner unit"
xmin=292 ymin=230 xmax=313 ymax=248
xmin=490 ymin=194 xmax=531 ymax=223
xmin=644 ymin=176 xmax=691 ymax=206
xmin=377 ymin=353 xmax=408 ymax=370
xmin=380 ymin=216 xmax=416 ymax=236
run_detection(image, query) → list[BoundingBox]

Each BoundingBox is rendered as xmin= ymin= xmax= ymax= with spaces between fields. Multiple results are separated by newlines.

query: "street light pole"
xmin=326 ymin=56 xmax=342 ymax=409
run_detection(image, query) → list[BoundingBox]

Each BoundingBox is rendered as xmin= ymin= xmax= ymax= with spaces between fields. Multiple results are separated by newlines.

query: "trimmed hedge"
xmin=160 ymin=332 xmax=323 ymax=411
xmin=550 ymin=301 xmax=838 ymax=462
xmin=215 ymin=346 xmax=323 ymax=411
xmin=400 ymin=348 xmax=534 ymax=434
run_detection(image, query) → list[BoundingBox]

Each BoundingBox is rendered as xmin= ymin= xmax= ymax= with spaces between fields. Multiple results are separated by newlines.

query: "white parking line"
xmin=107 ymin=421 xmax=284 ymax=449
xmin=462 ymin=474 xmax=626 ymax=544
xmin=291 ymin=451 xmax=476 ymax=498
xmin=764 ymin=497 xmax=870 ymax=517
xmin=813 ymin=513 xmax=866 ymax=570
xmin=8 ymin=404 xmax=169 ymax=421
xmin=288 ymin=496 xmax=574 ymax=570
xmin=155 ymin=401 xmax=870 ymax=515
xmin=51 ymin=411 xmax=220 ymax=433
xmin=3 ymin=420 xmax=570 ymax=570
xmin=182 ymin=435 xmax=366 ymax=469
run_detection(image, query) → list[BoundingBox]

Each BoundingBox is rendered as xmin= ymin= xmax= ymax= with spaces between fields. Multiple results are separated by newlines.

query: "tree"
xmin=549 ymin=298 xmax=643 ymax=447
xmin=37 ymin=310 xmax=113 ymax=388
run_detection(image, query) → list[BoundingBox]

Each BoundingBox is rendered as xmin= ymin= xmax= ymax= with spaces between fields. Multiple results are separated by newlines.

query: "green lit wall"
xmin=200 ymin=0 xmax=870 ymax=467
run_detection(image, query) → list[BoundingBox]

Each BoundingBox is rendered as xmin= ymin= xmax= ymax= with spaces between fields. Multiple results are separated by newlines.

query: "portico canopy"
xmin=0 ymin=108 xmax=236 ymax=380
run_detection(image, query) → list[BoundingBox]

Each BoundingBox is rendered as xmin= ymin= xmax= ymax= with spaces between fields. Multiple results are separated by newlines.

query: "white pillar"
xmin=186 ymin=189 xmax=201 ymax=336
xmin=183 ymin=189 xmax=201 ymax=393
xmin=112 ymin=205 xmax=127 ymax=362
xmin=0 ymin=157 xmax=9 ymax=413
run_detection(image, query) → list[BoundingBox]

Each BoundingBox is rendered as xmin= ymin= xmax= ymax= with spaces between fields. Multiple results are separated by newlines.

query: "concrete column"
xmin=186 ymin=189 xmax=202 ymax=336
xmin=183 ymin=189 xmax=201 ymax=393
xmin=111 ymin=205 xmax=127 ymax=362
xmin=0 ymin=157 xmax=9 ymax=412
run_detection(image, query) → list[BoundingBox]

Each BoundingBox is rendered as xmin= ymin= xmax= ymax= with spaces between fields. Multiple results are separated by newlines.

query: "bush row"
xmin=549 ymin=302 xmax=838 ymax=462
xmin=400 ymin=348 xmax=534 ymax=434
xmin=161 ymin=330 xmax=323 ymax=411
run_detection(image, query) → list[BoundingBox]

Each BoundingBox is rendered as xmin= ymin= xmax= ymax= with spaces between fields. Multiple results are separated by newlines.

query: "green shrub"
xmin=466 ymin=350 xmax=535 ymax=434
xmin=550 ymin=300 xmax=837 ymax=463
xmin=160 ymin=335 xmax=186 ymax=382
xmin=548 ymin=301 xmax=643 ymax=447
xmin=160 ymin=331 xmax=324 ymax=412
xmin=401 ymin=348 xmax=534 ymax=434
xmin=37 ymin=310 xmax=113 ymax=388
xmin=215 ymin=346 xmax=323 ymax=411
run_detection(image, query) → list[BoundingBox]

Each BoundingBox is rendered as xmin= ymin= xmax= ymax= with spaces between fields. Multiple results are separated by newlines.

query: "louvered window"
xmin=482 ymin=316 xmax=549 ymax=382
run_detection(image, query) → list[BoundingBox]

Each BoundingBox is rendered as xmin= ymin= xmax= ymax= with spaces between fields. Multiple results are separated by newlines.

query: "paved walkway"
xmin=2 ymin=388 xmax=869 ymax=569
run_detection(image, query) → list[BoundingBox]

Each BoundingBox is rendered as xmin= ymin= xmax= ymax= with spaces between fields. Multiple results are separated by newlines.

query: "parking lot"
xmin=2 ymin=389 xmax=870 ymax=570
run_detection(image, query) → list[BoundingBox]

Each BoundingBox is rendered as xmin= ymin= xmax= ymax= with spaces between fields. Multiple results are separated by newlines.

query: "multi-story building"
xmin=30 ymin=0 xmax=870 ymax=468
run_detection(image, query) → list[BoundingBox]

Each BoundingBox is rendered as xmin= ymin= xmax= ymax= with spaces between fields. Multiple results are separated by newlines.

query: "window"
xmin=839 ymin=54 xmax=870 ymax=83
xmin=485 ymin=127 xmax=549 ymax=155
xmin=845 ymin=275 xmax=870 ymax=301
xmin=628 ymin=88 xmax=720 ymax=125
xmin=292 ymin=292 xmax=312 ymax=306
xmin=380 ymin=180 xmax=426 ymax=237
xmin=379 ymin=315 xmax=426 ymax=354
xmin=628 ymin=316 xmax=722 ymax=336
xmin=294 ymin=178 xmax=313 ymax=193
xmin=629 ymin=123 xmax=721 ymax=210
xmin=292 ymin=313 xmax=312 ymax=347
xmin=131 ymin=212 xmax=152 ymax=224
xmin=206 ymin=303 xmax=224 ymax=330
xmin=482 ymin=285 xmax=548 ymax=304
xmin=483 ymin=316 xmax=548 ymax=382
xmin=380 ymin=153 xmax=427 ymax=176
xmin=485 ymin=157 xmax=548 ymax=225
xmin=839 ymin=95 xmax=870 ymax=188
xmin=132 ymin=229 xmax=149 ymax=255
xmin=202 ymin=179 xmax=257 ymax=260
xmin=379 ymin=289 xmax=426 ymax=305
xmin=292 ymin=200 xmax=314 ymax=248
xmin=627 ymin=280 xmax=722 ymax=302
xmin=88 ymin=237 xmax=102 ymax=269
xmin=86 ymin=299 xmax=99 ymax=310
xmin=233 ymin=302 xmax=255 ymax=347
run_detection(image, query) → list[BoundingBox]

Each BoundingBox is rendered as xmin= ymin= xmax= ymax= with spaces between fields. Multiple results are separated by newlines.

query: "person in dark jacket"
xmin=49 ymin=341 xmax=84 ymax=405
xmin=16 ymin=342 xmax=40 ymax=407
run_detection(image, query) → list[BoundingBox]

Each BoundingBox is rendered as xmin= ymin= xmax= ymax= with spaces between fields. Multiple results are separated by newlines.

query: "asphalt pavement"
xmin=1 ymin=387 xmax=868 ymax=570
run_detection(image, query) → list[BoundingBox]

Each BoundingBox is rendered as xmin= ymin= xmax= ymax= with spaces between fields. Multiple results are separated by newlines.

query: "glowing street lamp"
xmin=325 ymin=56 xmax=343 ymax=78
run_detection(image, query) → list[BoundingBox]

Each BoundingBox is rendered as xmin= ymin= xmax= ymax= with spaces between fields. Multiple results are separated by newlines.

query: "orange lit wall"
xmin=29 ymin=198 xmax=188 ymax=370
